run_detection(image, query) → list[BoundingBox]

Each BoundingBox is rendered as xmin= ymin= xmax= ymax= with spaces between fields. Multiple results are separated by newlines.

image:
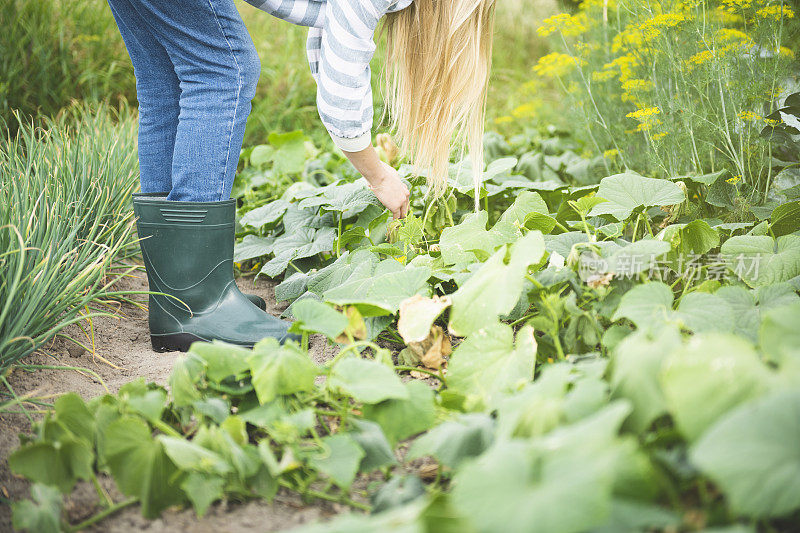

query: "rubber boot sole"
xmin=151 ymin=333 xmax=207 ymax=353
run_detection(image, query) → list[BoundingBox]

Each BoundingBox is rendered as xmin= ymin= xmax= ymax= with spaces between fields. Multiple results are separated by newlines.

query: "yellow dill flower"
xmin=738 ymin=110 xmax=761 ymax=121
xmin=677 ymin=0 xmax=704 ymax=11
xmin=512 ymin=103 xmax=537 ymax=118
xmin=494 ymin=116 xmax=514 ymax=124
xmin=592 ymin=69 xmax=618 ymax=82
xmin=720 ymin=0 xmax=753 ymax=10
xmin=687 ymin=49 xmax=716 ymax=67
xmin=603 ymin=54 xmax=639 ymax=82
xmin=715 ymin=28 xmax=754 ymax=49
xmin=537 ymin=13 xmax=587 ymax=37
xmin=651 ymin=131 xmax=669 ymax=140
xmin=626 ymin=106 xmax=661 ymax=120
xmin=574 ymin=41 xmax=601 ymax=57
xmin=644 ymin=12 xmax=688 ymax=29
xmin=612 ymin=27 xmax=647 ymax=53
xmin=756 ymin=4 xmax=795 ymax=20
xmin=603 ymin=148 xmax=619 ymax=158
xmin=764 ymin=117 xmax=779 ymax=126
xmin=533 ymin=53 xmax=585 ymax=78
xmin=779 ymin=46 xmax=795 ymax=59
xmin=621 ymin=79 xmax=653 ymax=92
xmin=726 ymin=175 xmax=742 ymax=184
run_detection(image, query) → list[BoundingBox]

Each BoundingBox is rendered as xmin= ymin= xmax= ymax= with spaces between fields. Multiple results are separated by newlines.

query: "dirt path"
xmin=0 ymin=271 xmax=344 ymax=533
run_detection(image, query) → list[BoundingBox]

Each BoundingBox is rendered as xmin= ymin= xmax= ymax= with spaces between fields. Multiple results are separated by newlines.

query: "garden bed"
xmin=0 ymin=274 xmax=347 ymax=532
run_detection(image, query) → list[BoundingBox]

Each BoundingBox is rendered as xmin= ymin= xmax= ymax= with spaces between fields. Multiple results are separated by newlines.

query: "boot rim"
xmin=133 ymin=192 xmax=235 ymax=207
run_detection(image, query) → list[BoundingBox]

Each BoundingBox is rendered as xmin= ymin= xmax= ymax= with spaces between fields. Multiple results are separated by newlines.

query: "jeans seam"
xmin=205 ymin=0 xmax=243 ymax=202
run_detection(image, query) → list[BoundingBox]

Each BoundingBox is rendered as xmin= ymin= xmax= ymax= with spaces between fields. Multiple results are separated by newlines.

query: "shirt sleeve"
xmin=307 ymin=0 xmax=389 ymax=152
xmin=245 ymin=0 xmax=326 ymax=27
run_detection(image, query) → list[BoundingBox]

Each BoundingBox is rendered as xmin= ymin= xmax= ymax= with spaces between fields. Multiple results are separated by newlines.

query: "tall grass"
xmin=0 ymin=0 xmax=135 ymax=132
xmin=0 ymin=104 xmax=139 ymax=373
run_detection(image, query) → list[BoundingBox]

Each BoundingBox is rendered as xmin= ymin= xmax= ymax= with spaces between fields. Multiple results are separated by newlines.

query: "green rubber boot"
xmin=135 ymin=194 xmax=267 ymax=310
xmin=133 ymin=193 xmax=296 ymax=352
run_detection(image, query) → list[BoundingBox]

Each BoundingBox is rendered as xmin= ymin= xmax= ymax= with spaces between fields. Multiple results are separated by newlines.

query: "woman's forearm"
xmin=341 ymin=144 xmax=384 ymax=185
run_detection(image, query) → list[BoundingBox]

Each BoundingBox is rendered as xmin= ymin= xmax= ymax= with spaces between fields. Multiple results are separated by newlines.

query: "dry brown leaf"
xmin=586 ymin=272 xmax=613 ymax=289
xmin=418 ymin=463 xmax=439 ymax=480
xmin=419 ymin=326 xmax=452 ymax=370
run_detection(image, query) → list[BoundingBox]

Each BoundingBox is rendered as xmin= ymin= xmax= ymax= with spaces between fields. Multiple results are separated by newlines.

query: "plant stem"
xmin=91 ymin=472 xmax=114 ymax=508
xmin=66 ymin=498 xmax=138 ymax=532
xmin=395 ymin=365 xmax=446 ymax=383
xmin=0 ymin=376 xmax=34 ymax=423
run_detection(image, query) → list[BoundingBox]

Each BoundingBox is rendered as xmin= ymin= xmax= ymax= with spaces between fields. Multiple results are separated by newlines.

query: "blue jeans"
xmin=107 ymin=0 xmax=260 ymax=202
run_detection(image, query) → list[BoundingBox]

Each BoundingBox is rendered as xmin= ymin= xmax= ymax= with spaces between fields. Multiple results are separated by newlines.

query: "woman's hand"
xmin=340 ymin=145 xmax=410 ymax=219
xmin=365 ymin=162 xmax=410 ymax=219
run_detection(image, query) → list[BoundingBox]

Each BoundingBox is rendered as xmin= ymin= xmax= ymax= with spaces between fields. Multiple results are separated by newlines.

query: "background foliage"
xmin=3 ymin=0 xmax=800 ymax=531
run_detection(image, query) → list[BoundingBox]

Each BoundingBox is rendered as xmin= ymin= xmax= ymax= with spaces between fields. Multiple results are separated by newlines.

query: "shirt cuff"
xmin=330 ymin=130 xmax=372 ymax=152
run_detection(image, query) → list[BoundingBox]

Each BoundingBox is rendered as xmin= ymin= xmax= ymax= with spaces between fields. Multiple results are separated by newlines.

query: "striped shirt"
xmin=245 ymin=0 xmax=413 ymax=152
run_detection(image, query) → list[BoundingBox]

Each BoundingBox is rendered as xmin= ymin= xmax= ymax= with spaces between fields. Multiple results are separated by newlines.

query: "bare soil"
xmin=0 ymin=271 xmax=347 ymax=533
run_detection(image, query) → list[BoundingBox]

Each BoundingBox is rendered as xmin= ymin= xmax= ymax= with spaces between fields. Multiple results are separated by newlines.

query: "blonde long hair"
xmin=382 ymin=0 xmax=496 ymax=209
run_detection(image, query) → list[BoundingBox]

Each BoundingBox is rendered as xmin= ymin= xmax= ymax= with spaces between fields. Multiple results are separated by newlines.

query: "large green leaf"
xmin=407 ymin=413 xmax=495 ymax=469
xmin=612 ymin=282 xmax=733 ymax=333
xmin=349 ymin=419 xmax=397 ymax=472
xmin=691 ymin=390 xmax=800 ymax=518
xmin=158 ymin=436 xmax=231 ymax=475
xmin=451 ymin=403 xmax=630 ymax=533
xmin=298 ymin=180 xmax=382 ymax=215
xmin=589 ymin=172 xmax=685 ymax=220
xmin=601 ymin=239 xmax=671 ymax=277
xmin=447 ymin=323 xmax=537 ymax=409
xmin=657 ymin=220 xmax=719 ymax=255
xmin=660 ymin=334 xmax=774 ymax=441
xmin=103 ymin=416 xmax=185 ymax=518
xmin=11 ymin=484 xmax=63 ymax=533
xmin=770 ymin=200 xmax=800 ymax=236
xmin=248 ymin=340 xmax=318 ymax=403
xmin=717 ymin=284 xmax=799 ymax=344
xmin=328 ymin=357 xmax=408 ymax=404
xmin=268 ymin=130 xmax=309 ymax=175
xmin=261 ymin=227 xmax=336 ymax=278
xmin=493 ymin=191 xmax=554 ymax=234
xmin=53 ymin=392 xmax=94 ymax=445
xmin=289 ymin=299 xmax=348 ymax=339
xmin=760 ymin=301 xmax=800 ymax=365
xmin=448 ymin=231 xmax=544 ymax=336
xmin=323 ymin=264 xmax=431 ymax=315
xmin=234 ymin=235 xmax=276 ymax=262
xmin=439 ymin=211 xmax=509 ymax=266
xmin=180 ymin=472 xmax=225 ymax=518
xmin=239 ymin=200 xmax=289 ymax=229
xmin=308 ymin=434 xmax=365 ymax=489
xmin=545 ymin=231 xmax=590 ymax=259
xmin=720 ymin=235 xmax=800 ymax=287
xmin=362 ymin=380 xmax=436 ymax=445
xmin=307 ymin=250 xmax=378 ymax=295
xmin=610 ymin=327 xmax=682 ymax=433
xmin=189 ymin=341 xmax=251 ymax=383
xmin=8 ymin=436 xmax=93 ymax=494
